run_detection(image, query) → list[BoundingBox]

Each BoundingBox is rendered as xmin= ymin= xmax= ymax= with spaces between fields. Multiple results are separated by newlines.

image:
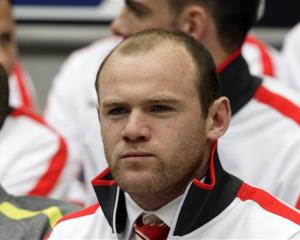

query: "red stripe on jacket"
xmin=12 ymin=63 xmax=35 ymax=110
xmin=10 ymin=107 xmax=68 ymax=196
xmin=254 ymin=85 xmax=300 ymax=125
xmin=296 ymin=196 xmax=300 ymax=210
xmin=237 ymin=183 xmax=300 ymax=224
xmin=45 ymin=204 xmax=100 ymax=239
xmin=245 ymin=35 xmax=275 ymax=77
xmin=57 ymin=204 xmax=99 ymax=224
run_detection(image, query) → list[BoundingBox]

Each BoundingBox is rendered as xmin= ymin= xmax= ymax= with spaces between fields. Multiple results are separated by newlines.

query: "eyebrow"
xmin=125 ymin=0 xmax=151 ymax=13
xmin=101 ymin=100 xmax=125 ymax=108
xmin=147 ymin=97 xmax=180 ymax=105
xmin=101 ymin=96 xmax=181 ymax=108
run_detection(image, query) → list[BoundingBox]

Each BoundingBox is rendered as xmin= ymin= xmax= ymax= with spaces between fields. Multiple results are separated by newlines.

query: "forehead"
xmin=0 ymin=0 xmax=13 ymax=26
xmin=99 ymin=42 xmax=198 ymax=99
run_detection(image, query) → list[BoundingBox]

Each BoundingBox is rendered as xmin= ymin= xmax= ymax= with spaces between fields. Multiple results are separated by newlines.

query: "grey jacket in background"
xmin=0 ymin=185 xmax=81 ymax=240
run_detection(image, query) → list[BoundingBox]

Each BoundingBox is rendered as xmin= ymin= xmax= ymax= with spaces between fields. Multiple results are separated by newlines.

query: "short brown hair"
xmin=168 ymin=0 xmax=260 ymax=53
xmin=0 ymin=65 xmax=10 ymax=129
xmin=95 ymin=28 xmax=220 ymax=117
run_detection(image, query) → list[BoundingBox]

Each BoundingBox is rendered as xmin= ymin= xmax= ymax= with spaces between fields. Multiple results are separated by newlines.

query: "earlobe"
xmin=206 ymin=97 xmax=231 ymax=141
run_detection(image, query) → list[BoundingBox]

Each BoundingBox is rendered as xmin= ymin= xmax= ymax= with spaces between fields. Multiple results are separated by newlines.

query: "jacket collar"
xmin=92 ymin=142 xmax=243 ymax=236
xmin=217 ymin=50 xmax=262 ymax=115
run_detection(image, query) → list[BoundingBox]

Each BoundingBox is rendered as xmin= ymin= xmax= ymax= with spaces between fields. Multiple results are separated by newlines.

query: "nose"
xmin=111 ymin=11 xmax=131 ymax=38
xmin=122 ymin=111 xmax=151 ymax=142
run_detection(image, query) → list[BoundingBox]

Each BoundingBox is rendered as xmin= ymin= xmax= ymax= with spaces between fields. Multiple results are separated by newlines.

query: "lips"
xmin=121 ymin=151 xmax=153 ymax=158
xmin=120 ymin=151 xmax=154 ymax=161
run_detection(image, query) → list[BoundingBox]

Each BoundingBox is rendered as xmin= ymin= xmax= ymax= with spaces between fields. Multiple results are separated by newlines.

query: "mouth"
xmin=121 ymin=151 xmax=154 ymax=161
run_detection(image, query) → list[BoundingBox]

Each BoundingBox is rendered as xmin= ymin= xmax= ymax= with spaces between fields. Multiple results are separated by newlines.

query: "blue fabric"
xmin=14 ymin=0 xmax=102 ymax=6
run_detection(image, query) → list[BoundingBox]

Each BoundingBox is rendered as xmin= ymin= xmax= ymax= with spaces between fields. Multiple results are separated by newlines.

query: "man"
xmin=45 ymin=0 xmax=282 ymax=206
xmin=109 ymin=0 xmax=300 ymax=208
xmin=48 ymin=29 xmax=300 ymax=239
xmin=0 ymin=0 xmax=36 ymax=110
xmin=0 ymin=63 xmax=76 ymax=199
xmin=0 ymin=64 xmax=80 ymax=239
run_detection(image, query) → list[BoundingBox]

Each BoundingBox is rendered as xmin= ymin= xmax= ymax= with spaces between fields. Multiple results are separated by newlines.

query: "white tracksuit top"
xmin=48 ymin=145 xmax=300 ymax=239
xmin=0 ymin=107 xmax=76 ymax=199
xmin=9 ymin=62 xmax=36 ymax=111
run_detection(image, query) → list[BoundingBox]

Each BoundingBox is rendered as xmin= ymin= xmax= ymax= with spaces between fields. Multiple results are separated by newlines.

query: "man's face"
xmin=98 ymin=43 xmax=210 ymax=200
xmin=111 ymin=0 xmax=176 ymax=38
xmin=0 ymin=0 xmax=17 ymax=74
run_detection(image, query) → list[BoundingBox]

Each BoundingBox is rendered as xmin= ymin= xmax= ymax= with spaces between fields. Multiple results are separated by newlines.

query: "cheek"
xmin=167 ymin=119 xmax=206 ymax=153
xmin=101 ymin=122 xmax=123 ymax=154
xmin=102 ymin=123 xmax=119 ymax=145
xmin=5 ymin=45 xmax=17 ymax=73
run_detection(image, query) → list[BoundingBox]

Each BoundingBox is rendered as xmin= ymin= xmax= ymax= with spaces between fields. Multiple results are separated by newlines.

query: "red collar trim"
xmin=92 ymin=167 xmax=116 ymax=187
xmin=217 ymin=49 xmax=242 ymax=74
xmin=192 ymin=141 xmax=217 ymax=190
xmin=92 ymin=142 xmax=218 ymax=190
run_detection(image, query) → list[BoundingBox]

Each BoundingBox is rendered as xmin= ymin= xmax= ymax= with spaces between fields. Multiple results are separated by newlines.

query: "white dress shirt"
xmin=123 ymin=192 xmax=183 ymax=240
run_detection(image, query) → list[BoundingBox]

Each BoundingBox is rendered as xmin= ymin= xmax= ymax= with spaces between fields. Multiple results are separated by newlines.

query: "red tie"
xmin=133 ymin=214 xmax=170 ymax=240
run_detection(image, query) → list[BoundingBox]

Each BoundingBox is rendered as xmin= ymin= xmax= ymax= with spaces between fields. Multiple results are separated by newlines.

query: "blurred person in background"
xmin=279 ymin=23 xmax=300 ymax=92
xmin=0 ymin=62 xmax=78 ymax=201
xmin=0 ymin=0 xmax=37 ymax=111
xmin=45 ymin=0 xmax=296 ymax=207
xmin=0 ymin=64 xmax=80 ymax=239
xmin=0 ymin=0 xmax=81 ymax=203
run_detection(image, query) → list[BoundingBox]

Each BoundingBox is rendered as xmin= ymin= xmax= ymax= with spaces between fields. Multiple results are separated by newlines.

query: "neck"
xmin=199 ymin=20 xmax=229 ymax=67
xmin=203 ymin=40 xmax=228 ymax=67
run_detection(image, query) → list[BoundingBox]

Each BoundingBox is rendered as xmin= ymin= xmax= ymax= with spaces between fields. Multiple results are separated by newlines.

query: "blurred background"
xmin=14 ymin=0 xmax=300 ymax=113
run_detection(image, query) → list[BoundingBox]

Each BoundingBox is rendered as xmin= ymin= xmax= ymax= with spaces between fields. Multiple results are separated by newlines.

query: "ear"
xmin=176 ymin=4 xmax=208 ymax=40
xmin=206 ymin=97 xmax=231 ymax=141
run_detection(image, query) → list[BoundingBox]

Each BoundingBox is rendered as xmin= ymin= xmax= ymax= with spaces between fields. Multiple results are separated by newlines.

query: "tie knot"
xmin=141 ymin=214 xmax=165 ymax=226
xmin=134 ymin=214 xmax=170 ymax=240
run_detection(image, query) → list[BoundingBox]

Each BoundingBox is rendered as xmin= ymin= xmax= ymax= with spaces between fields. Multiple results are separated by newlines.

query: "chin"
xmin=117 ymin=173 xmax=155 ymax=193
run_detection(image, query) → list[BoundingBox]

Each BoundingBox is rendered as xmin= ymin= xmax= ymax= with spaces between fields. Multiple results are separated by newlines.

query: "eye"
xmin=126 ymin=1 xmax=148 ymax=18
xmin=107 ymin=107 xmax=129 ymax=116
xmin=150 ymin=105 xmax=173 ymax=113
xmin=0 ymin=33 xmax=13 ymax=47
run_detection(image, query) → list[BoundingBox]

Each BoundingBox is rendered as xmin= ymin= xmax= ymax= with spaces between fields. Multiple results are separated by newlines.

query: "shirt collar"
xmin=125 ymin=192 xmax=183 ymax=228
xmin=124 ymin=193 xmax=183 ymax=240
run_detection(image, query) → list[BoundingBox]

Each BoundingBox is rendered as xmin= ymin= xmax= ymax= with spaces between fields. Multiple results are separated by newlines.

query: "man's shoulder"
xmin=52 ymin=36 xmax=122 ymax=89
xmin=56 ymin=203 xmax=100 ymax=224
xmin=47 ymin=203 xmax=114 ymax=239
xmin=233 ymin=183 xmax=300 ymax=235
xmin=1 ymin=107 xmax=66 ymax=158
xmin=252 ymin=77 xmax=300 ymax=125
xmin=7 ymin=107 xmax=64 ymax=139
xmin=68 ymin=36 xmax=122 ymax=64
xmin=242 ymin=34 xmax=280 ymax=78
xmin=197 ymin=182 xmax=300 ymax=238
xmin=237 ymin=183 xmax=300 ymax=223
